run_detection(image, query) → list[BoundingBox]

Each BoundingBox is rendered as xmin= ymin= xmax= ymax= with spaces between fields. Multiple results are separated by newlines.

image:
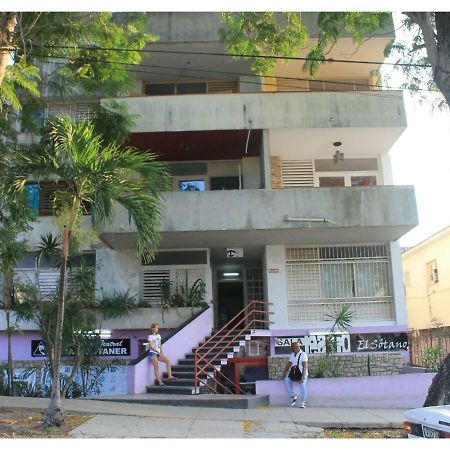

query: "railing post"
xmin=194 ymin=350 xmax=198 ymax=394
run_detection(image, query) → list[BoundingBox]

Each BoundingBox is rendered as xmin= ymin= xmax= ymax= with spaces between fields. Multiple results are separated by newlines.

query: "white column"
xmin=389 ymin=240 xmax=408 ymax=326
xmin=380 ymin=153 xmax=394 ymax=185
xmin=265 ymin=245 xmax=288 ymax=329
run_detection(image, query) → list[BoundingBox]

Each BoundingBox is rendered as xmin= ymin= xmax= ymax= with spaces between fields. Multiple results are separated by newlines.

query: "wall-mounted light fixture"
xmin=333 ymin=141 xmax=344 ymax=163
xmin=223 ymin=272 xmax=240 ymax=277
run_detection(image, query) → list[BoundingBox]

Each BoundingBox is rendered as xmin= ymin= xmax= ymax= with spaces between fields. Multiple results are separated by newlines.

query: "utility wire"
xmin=33 ymin=53 xmax=439 ymax=96
xmin=39 ymin=44 xmax=433 ymax=69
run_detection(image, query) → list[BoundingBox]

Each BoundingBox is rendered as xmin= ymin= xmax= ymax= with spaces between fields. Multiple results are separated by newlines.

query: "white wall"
xmin=264 ymin=245 xmax=289 ymax=329
xmin=380 ymin=153 xmax=394 ymax=185
xmin=242 ymin=156 xmax=261 ymax=189
xmin=96 ymin=246 xmax=141 ymax=297
xmin=389 ymin=240 xmax=408 ymax=326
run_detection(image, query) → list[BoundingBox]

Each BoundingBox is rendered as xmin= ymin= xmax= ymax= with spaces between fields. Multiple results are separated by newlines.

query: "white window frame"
xmin=314 ymin=171 xmax=379 ymax=187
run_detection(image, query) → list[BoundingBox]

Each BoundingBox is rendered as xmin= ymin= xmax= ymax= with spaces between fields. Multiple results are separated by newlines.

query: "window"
xmin=316 ymin=173 xmax=378 ymax=188
xmin=24 ymin=182 xmax=91 ymax=216
xmin=177 ymin=180 xmax=206 ymax=191
xmin=144 ymin=83 xmax=175 ymax=96
xmin=144 ymin=80 xmax=238 ymax=96
xmin=427 ymin=260 xmax=439 ymax=285
xmin=318 ymin=177 xmax=345 ymax=187
xmin=286 ymin=245 xmax=393 ymax=322
xmin=144 ymin=82 xmax=207 ymax=96
xmin=210 ymin=176 xmax=240 ymax=190
xmin=351 ymin=176 xmax=377 ymax=187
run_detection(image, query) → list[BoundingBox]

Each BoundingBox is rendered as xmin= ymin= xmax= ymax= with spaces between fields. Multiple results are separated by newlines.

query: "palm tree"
xmin=7 ymin=116 xmax=170 ymax=426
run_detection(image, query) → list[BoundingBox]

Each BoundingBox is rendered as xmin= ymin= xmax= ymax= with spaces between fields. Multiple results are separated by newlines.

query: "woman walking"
xmin=147 ymin=323 xmax=177 ymax=386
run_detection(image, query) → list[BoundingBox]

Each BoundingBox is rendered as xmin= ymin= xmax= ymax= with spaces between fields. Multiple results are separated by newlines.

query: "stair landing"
xmin=91 ymin=393 xmax=270 ymax=409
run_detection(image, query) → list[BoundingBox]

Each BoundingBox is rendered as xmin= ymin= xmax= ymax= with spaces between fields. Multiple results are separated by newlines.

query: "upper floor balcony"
xmin=101 ymin=186 xmax=418 ymax=250
xmin=108 ymin=90 xmax=406 ymax=135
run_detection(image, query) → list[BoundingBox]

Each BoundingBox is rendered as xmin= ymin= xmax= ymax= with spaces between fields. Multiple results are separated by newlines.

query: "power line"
xmin=33 ymin=53 xmax=439 ymax=96
xmin=39 ymin=44 xmax=432 ymax=69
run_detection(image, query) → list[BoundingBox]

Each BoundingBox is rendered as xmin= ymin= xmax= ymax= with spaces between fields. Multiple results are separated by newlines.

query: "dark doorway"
xmin=217 ymin=281 xmax=244 ymax=329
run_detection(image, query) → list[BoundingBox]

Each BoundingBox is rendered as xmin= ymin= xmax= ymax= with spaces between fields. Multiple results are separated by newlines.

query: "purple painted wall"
xmin=0 ymin=328 xmax=172 ymax=363
xmin=256 ymin=373 xmax=435 ymax=408
xmin=128 ymin=307 xmax=213 ymax=394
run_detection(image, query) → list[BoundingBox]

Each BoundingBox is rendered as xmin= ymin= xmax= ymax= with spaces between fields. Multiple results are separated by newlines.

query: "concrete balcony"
xmin=108 ymin=90 xmax=406 ymax=134
xmin=101 ymin=186 xmax=418 ymax=249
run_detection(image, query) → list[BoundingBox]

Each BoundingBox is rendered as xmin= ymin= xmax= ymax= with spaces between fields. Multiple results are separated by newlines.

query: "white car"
xmin=404 ymin=405 xmax=450 ymax=438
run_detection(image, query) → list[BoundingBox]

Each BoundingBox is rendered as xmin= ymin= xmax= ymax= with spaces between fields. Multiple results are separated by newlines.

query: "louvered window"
xmin=207 ymin=80 xmax=239 ymax=94
xmin=38 ymin=272 xmax=60 ymax=296
xmin=46 ymin=102 xmax=96 ymax=121
xmin=142 ymin=269 xmax=170 ymax=307
xmin=26 ymin=182 xmax=91 ymax=216
xmin=281 ymin=160 xmax=315 ymax=188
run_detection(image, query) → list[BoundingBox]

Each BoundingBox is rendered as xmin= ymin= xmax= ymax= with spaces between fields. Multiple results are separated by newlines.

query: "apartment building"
xmin=403 ymin=226 xmax=450 ymax=330
xmin=1 ymin=13 xmax=418 ymax=395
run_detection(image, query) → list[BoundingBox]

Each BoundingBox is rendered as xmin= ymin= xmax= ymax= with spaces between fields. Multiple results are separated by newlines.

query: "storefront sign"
xmin=275 ymin=334 xmax=351 ymax=354
xmin=274 ymin=333 xmax=408 ymax=354
xmin=350 ymin=333 xmax=409 ymax=352
xmin=31 ymin=339 xmax=131 ymax=357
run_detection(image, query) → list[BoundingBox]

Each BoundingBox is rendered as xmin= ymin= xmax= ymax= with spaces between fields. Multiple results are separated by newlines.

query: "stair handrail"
xmin=194 ymin=300 xmax=273 ymax=394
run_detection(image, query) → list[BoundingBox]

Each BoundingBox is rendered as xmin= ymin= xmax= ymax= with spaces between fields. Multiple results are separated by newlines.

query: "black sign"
xmin=274 ymin=333 xmax=409 ymax=354
xmin=350 ymin=333 xmax=409 ymax=352
xmin=31 ymin=339 xmax=131 ymax=357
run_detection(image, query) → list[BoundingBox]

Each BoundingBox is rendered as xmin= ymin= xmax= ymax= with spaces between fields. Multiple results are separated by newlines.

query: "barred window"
xmin=286 ymin=244 xmax=394 ymax=323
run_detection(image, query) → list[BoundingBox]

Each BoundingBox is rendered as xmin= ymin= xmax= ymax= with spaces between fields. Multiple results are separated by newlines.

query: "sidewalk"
xmin=0 ymin=396 xmax=405 ymax=438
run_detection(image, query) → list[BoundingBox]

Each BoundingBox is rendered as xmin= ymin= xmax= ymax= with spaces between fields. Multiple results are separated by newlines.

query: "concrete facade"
xmin=3 ymin=13 xmax=419 ymax=395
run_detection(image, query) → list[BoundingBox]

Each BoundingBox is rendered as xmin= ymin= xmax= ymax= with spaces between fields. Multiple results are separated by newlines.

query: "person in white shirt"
xmin=147 ymin=323 xmax=176 ymax=386
xmin=281 ymin=341 xmax=308 ymax=408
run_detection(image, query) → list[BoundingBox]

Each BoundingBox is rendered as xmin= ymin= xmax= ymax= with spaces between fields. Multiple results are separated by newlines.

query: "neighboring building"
xmin=1 ymin=13 xmax=419 ymax=396
xmin=402 ymin=226 xmax=450 ymax=330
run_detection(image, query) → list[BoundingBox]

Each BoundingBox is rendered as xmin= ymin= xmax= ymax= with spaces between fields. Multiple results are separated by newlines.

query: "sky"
xmin=383 ymin=14 xmax=450 ymax=248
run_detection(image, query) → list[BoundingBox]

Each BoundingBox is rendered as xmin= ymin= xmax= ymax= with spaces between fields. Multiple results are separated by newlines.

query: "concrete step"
xmin=146 ymin=385 xmax=195 ymax=395
xmin=157 ymin=378 xmax=195 ymax=387
xmin=94 ymin=393 xmax=270 ymax=409
xmin=401 ymin=365 xmax=427 ymax=374
xmin=169 ymin=371 xmax=195 ymax=379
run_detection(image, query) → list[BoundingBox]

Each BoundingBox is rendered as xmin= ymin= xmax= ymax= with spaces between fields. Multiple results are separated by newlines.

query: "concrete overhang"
xmin=106 ymin=90 xmax=407 ymax=135
xmin=101 ymin=186 xmax=418 ymax=249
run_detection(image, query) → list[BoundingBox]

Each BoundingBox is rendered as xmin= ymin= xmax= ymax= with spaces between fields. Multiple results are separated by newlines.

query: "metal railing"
xmin=194 ymin=300 xmax=272 ymax=395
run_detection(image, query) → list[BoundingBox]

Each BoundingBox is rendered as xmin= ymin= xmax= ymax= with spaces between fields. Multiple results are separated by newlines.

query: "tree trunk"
xmin=0 ymin=12 xmax=17 ymax=87
xmin=423 ymin=352 xmax=450 ymax=406
xmin=43 ymin=227 xmax=69 ymax=427
xmin=2 ymin=272 xmax=14 ymax=395
xmin=6 ymin=309 xmax=14 ymax=395
xmin=405 ymin=12 xmax=450 ymax=108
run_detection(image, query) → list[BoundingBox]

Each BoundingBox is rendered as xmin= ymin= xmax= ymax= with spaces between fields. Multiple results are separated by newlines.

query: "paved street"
xmin=0 ymin=396 xmax=405 ymax=438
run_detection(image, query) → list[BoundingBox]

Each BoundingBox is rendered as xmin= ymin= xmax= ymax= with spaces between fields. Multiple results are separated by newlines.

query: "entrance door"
xmin=216 ymin=281 xmax=245 ymax=329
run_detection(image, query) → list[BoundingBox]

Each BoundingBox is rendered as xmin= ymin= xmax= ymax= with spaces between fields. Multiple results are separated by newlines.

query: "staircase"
xmin=147 ymin=300 xmax=272 ymax=395
xmin=146 ymin=329 xmax=253 ymax=394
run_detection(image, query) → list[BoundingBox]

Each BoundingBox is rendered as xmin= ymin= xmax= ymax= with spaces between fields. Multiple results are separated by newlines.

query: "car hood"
xmin=405 ymin=405 xmax=450 ymax=427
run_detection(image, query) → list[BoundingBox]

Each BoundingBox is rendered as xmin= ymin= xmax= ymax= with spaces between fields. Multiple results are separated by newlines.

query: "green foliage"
xmin=313 ymin=355 xmax=342 ymax=378
xmin=219 ymin=12 xmax=308 ymax=74
xmin=91 ymin=101 xmax=136 ymax=146
xmin=219 ymin=12 xmax=390 ymax=76
xmin=6 ymin=117 xmax=170 ymax=261
xmin=1 ymin=12 xmax=157 ymax=110
xmin=421 ymin=346 xmax=442 ymax=373
xmin=97 ymin=290 xmax=138 ymax=320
